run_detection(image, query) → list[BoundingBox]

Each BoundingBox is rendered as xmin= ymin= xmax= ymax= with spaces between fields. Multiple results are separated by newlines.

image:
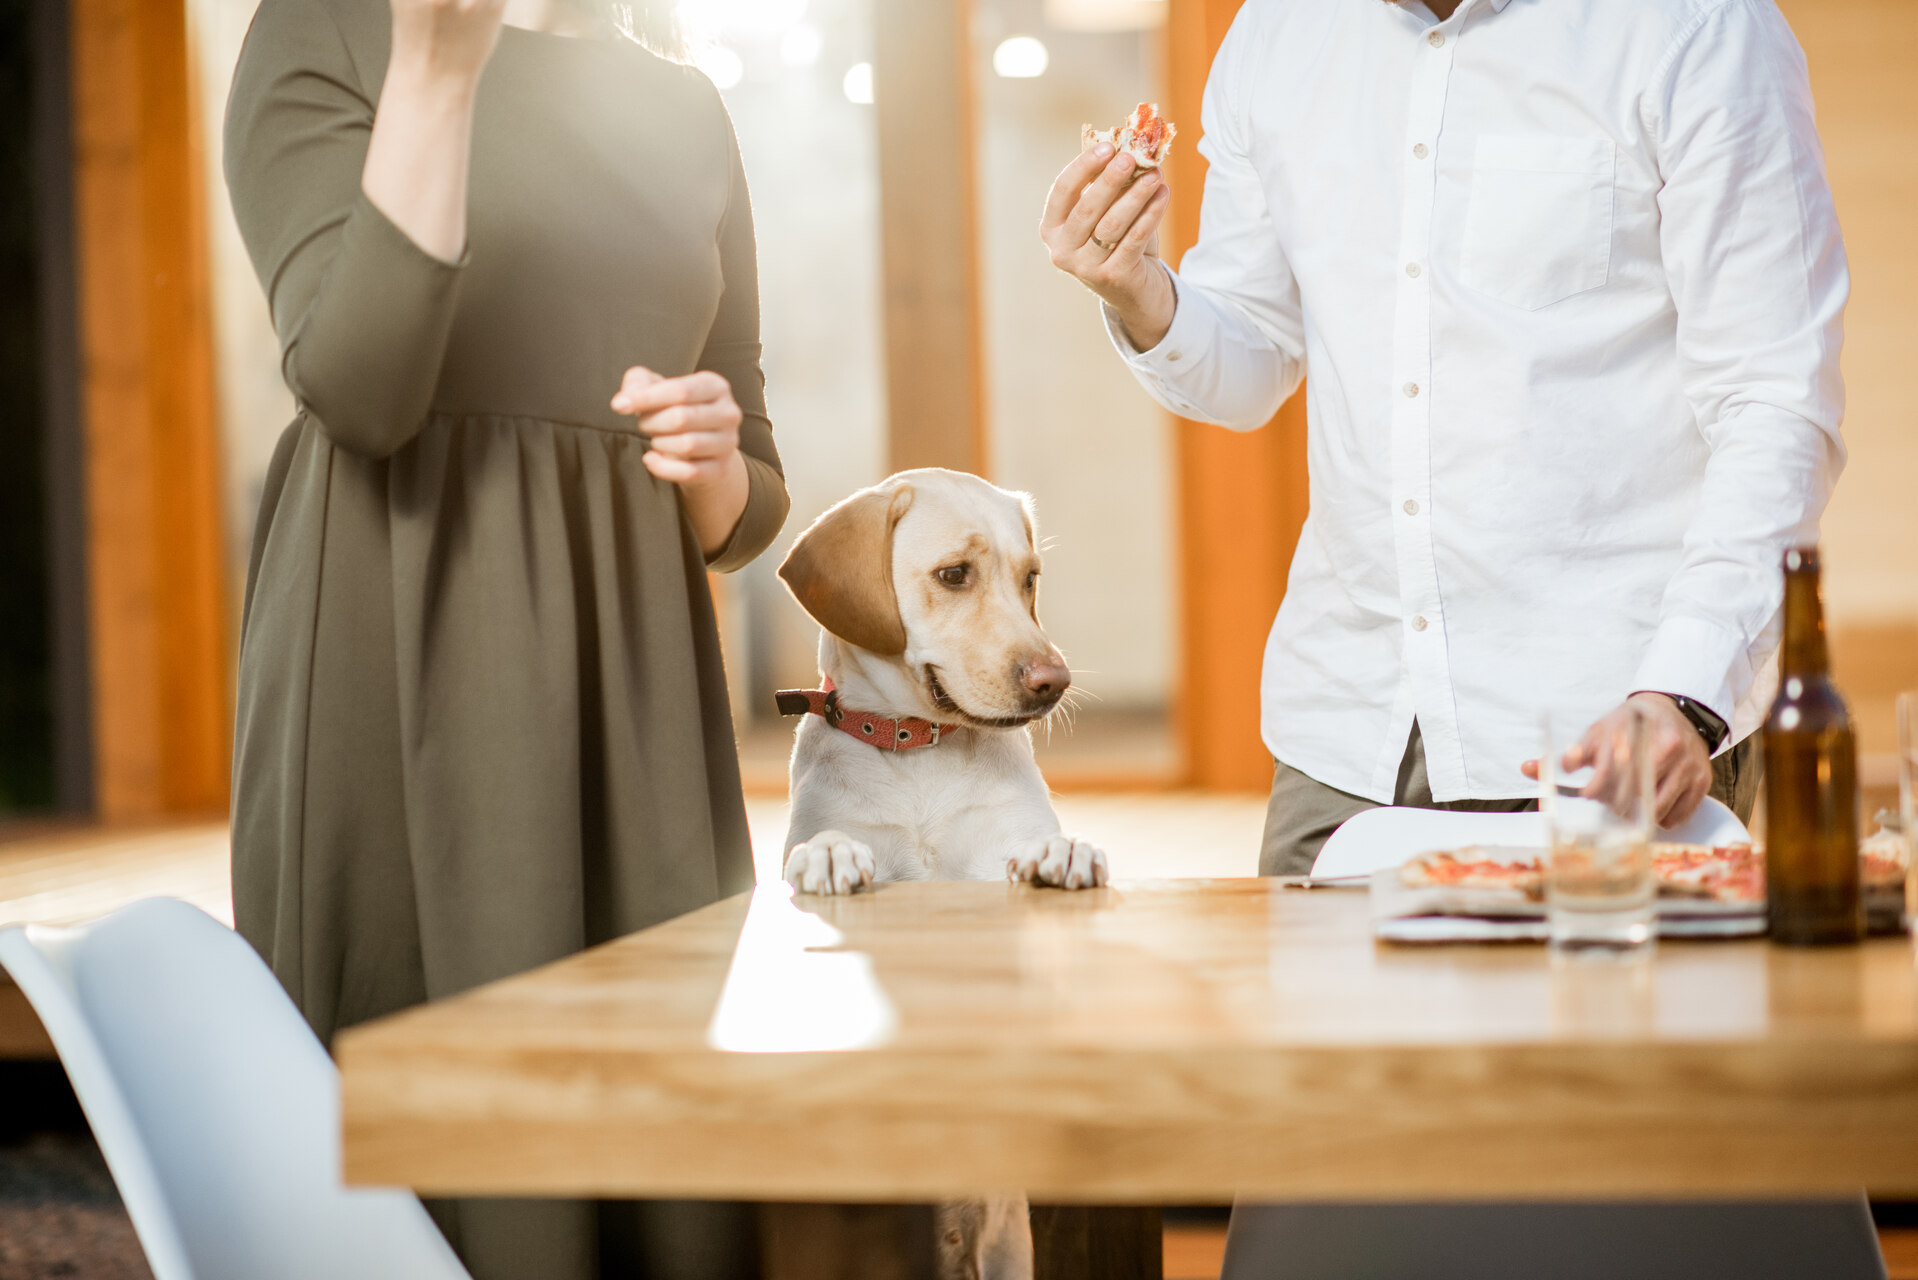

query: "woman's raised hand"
xmin=363 ymin=0 xmax=508 ymax=263
xmin=388 ymin=0 xmax=509 ymax=86
xmin=1041 ymin=143 xmax=1177 ymax=352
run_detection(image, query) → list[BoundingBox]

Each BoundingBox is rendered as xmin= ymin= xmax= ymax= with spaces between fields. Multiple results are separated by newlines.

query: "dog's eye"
xmin=1025 ymin=571 xmax=1038 ymax=593
xmin=937 ymin=565 xmax=969 ymax=588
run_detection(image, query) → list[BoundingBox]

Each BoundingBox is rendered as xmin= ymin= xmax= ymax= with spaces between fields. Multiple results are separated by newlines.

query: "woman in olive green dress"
xmin=224 ymin=0 xmax=788 ymax=1275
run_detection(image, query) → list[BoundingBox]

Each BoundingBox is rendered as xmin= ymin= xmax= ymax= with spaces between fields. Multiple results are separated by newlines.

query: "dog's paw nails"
xmin=784 ymin=832 xmax=875 ymax=896
xmin=1034 ymin=835 xmax=1074 ymax=886
xmin=1015 ymin=835 xmax=1106 ymax=890
xmin=1064 ymin=838 xmax=1110 ymax=889
xmin=834 ymin=841 xmax=876 ymax=894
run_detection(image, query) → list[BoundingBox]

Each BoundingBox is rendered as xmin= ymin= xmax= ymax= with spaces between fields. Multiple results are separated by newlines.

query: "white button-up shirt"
xmin=1110 ymin=0 xmax=1847 ymax=802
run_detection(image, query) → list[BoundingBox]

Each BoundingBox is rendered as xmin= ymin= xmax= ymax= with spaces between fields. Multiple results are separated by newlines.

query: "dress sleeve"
xmin=697 ymin=123 xmax=791 ymax=573
xmin=223 ymin=0 xmax=465 ymax=460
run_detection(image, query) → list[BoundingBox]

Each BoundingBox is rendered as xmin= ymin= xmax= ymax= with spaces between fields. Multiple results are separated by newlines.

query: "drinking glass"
xmin=1900 ymin=691 xmax=1917 ymax=932
xmin=1540 ymin=708 xmax=1656 ymax=957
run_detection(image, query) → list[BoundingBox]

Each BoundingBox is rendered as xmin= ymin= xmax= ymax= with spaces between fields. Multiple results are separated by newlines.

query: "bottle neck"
xmin=1780 ymin=567 xmax=1829 ymax=678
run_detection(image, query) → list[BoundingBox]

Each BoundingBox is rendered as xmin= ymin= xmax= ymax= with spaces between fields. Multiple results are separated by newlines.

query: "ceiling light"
xmin=992 ymin=35 xmax=1049 ymax=79
xmin=843 ymin=61 xmax=874 ymax=105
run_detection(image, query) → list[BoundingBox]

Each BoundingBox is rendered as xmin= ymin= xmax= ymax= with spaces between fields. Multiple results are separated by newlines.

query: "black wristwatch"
xmin=1650 ymin=692 xmax=1729 ymax=754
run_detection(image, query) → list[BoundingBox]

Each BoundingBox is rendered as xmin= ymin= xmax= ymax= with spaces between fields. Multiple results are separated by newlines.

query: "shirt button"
xmin=1403 ymin=499 xmax=1420 ymax=515
xmin=1167 ymin=351 xmax=1183 ymax=362
xmin=1428 ymin=30 xmax=1446 ymax=47
xmin=1405 ymin=262 xmax=1422 ymax=278
xmin=1412 ymin=142 xmax=1429 ymax=159
xmin=1412 ymin=615 xmax=1429 ymax=632
xmin=1403 ymin=382 xmax=1420 ymax=398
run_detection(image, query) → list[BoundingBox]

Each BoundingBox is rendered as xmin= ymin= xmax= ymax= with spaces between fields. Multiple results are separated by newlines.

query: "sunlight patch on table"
xmin=707 ymin=882 xmax=898 ymax=1053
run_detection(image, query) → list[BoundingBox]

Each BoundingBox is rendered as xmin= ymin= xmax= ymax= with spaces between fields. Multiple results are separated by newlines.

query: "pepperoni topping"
xmin=1133 ymin=103 xmax=1166 ymax=159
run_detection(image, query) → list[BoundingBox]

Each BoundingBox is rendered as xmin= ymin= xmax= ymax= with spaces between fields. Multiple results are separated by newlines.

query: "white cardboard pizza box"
xmin=1311 ymin=795 xmax=1752 ymax=881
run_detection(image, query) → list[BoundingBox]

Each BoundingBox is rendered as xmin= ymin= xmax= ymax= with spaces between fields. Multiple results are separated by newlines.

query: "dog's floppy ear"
xmin=779 ymin=482 xmax=915 ymax=655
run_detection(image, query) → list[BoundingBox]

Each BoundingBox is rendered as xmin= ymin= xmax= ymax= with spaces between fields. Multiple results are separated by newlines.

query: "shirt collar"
xmin=1397 ymin=0 xmax=1513 ymax=20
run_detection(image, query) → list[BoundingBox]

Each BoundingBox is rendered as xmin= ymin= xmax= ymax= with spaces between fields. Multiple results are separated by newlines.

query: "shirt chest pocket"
xmin=1459 ymin=134 xmax=1615 ymax=311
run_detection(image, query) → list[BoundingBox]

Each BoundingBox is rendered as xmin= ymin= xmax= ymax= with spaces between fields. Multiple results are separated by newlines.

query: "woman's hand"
xmin=389 ymin=0 xmax=509 ymax=87
xmin=362 ymin=0 xmax=508 ymax=264
xmin=613 ymin=367 xmax=751 ymax=556
xmin=1041 ymin=143 xmax=1176 ymax=351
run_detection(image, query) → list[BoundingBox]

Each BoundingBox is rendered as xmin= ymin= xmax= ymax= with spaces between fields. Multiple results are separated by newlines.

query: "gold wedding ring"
xmin=1090 ymin=235 xmax=1116 ymax=253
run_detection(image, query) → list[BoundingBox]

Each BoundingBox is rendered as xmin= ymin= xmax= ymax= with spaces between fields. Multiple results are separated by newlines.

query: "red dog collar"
xmin=775 ymin=678 xmax=955 ymax=751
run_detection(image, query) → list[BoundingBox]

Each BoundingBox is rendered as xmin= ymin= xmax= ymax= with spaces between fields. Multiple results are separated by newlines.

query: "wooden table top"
xmin=338 ymin=878 xmax=1918 ymax=1202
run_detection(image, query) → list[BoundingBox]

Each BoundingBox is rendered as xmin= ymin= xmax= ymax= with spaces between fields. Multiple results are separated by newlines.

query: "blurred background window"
xmin=973 ymin=0 xmax=1177 ymax=783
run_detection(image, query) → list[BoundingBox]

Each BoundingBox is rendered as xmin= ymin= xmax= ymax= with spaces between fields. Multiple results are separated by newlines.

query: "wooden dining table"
xmin=337 ymin=878 xmax=1918 ymax=1277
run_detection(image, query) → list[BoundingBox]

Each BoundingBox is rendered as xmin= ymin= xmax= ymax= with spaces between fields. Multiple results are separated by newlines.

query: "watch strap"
xmin=1657 ymin=692 xmax=1729 ymax=753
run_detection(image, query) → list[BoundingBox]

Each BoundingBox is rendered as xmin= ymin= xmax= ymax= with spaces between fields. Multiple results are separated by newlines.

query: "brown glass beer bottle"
xmin=1763 ymin=546 xmax=1863 ymax=945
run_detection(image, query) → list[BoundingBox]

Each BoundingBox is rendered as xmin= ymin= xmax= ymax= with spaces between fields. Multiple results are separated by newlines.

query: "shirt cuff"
xmin=1629 ymin=615 xmax=1746 ymax=744
xmin=1100 ymin=260 xmax=1209 ymax=375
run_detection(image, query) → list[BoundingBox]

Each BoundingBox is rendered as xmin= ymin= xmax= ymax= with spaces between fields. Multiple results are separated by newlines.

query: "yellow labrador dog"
xmin=775 ymin=469 xmax=1105 ymax=1280
xmin=776 ymin=468 xmax=1110 ymax=895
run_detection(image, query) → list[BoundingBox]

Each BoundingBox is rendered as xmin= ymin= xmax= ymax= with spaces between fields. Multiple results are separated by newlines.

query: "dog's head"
xmin=778 ymin=469 xmax=1071 ymax=727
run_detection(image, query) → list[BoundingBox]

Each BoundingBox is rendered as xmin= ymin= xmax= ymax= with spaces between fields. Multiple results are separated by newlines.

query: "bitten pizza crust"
xmin=1082 ymin=102 xmax=1177 ymax=172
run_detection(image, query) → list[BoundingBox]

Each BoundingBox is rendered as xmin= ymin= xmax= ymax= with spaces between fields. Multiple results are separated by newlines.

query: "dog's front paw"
xmin=784 ymin=830 xmax=877 ymax=895
xmin=1006 ymin=834 xmax=1109 ymax=890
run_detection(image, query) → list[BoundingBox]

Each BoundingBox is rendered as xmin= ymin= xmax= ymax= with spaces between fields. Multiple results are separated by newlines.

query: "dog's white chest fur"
xmin=786 ymin=714 xmax=1059 ymax=883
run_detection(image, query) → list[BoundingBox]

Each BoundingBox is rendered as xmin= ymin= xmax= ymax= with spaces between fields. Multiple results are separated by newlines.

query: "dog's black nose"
xmin=1022 ymin=658 xmax=1071 ymax=704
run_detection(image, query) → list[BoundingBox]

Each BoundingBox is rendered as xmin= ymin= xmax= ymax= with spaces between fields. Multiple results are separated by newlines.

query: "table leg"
xmin=759 ymin=1203 xmax=939 ymax=1280
xmin=1029 ymin=1205 xmax=1164 ymax=1280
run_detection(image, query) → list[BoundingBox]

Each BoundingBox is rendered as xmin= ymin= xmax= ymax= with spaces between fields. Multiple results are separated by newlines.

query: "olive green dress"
xmin=223 ymin=2 xmax=788 ymax=1276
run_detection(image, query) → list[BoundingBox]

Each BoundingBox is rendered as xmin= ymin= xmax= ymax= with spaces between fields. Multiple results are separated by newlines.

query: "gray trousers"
xmin=1260 ymin=722 xmax=1764 ymax=877
xmin=1234 ymin=726 xmax=1878 ymax=1280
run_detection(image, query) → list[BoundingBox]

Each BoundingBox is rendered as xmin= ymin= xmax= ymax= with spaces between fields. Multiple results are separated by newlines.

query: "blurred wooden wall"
xmin=1780 ymin=0 xmax=1918 ymax=773
xmin=67 ymin=0 xmax=230 ymax=818
xmin=875 ymin=0 xmax=987 ymax=477
xmin=1165 ymin=0 xmax=1309 ymax=791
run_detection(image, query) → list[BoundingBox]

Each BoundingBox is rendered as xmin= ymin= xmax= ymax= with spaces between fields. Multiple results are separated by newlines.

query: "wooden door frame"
xmin=1164 ymin=0 xmax=1310 ymax=791
xmin=64 ymin=0 xmax=231 ymax=819
xmin=874 ymin=0 xmax=989 ymax=478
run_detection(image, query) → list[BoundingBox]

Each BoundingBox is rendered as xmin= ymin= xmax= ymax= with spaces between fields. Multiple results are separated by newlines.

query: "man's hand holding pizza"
xmin=1041 ymin=142 xmax=1176 ymax=352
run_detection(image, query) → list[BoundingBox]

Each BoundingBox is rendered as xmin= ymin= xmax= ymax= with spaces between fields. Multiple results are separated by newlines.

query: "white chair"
xmin=0 ymin=897 xmax=470 ymax=1280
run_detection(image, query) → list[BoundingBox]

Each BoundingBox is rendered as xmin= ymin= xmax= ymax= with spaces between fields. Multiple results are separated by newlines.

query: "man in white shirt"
xmin=1045 ymin=0 xmax=1847 ymax=876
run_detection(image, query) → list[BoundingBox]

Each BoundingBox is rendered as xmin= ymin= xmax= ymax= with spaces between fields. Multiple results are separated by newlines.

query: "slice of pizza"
xmin=1082 ymin=102 xmax=1178 ymax=171
xmin=1651 ymin=842 xmax=1764 ymax=902
xmin=1398 ymin=848 xmax=1544 ymax=900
